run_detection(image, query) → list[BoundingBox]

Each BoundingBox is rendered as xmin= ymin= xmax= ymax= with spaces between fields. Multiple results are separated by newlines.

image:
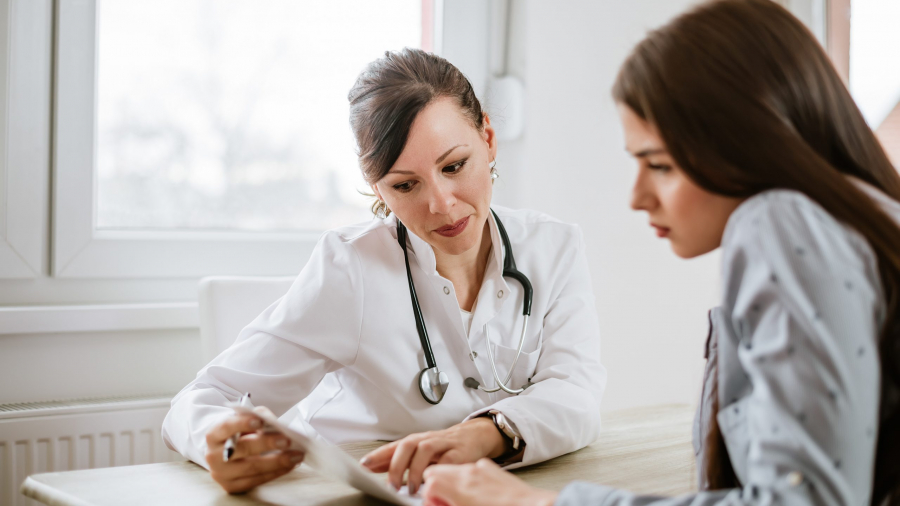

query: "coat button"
xmin=497 ymin=290 xmax=504 ymax=298
xmin=443 ymin=287 xmax=450 ymax=295
xmin=469 ymin=351 xmax=478 ymax=361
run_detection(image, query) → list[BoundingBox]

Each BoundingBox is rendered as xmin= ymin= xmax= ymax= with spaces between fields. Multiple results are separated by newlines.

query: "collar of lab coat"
xmin=390 ymin=210 xmax=505 ymax=280
xmin=390 ymin=210 xmax=511 ymax=336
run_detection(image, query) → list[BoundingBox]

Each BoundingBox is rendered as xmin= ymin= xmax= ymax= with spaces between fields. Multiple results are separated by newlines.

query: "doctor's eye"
xmin=393 ymin=181 xmax=417 ymax=192
xmin=647 ymin=162 xmax=671 ymax=173
xmin=442 ymin=159 xmax=467 ymax=174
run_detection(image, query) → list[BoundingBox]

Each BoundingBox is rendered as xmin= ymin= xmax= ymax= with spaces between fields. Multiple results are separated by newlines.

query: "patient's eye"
xmin=648 ymin=162 xmax=671 ymax=173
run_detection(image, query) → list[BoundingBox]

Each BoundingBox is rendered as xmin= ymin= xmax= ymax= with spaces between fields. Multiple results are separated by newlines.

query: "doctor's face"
xmin=373 ymin=97 xmax=497 ymax=256
xmin=619 ymin=105 xmax=743 ymax=259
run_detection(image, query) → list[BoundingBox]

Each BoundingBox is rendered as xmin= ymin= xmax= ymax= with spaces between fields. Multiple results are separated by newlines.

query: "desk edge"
xmin=21 ymin=476 xmax=97 ymax=506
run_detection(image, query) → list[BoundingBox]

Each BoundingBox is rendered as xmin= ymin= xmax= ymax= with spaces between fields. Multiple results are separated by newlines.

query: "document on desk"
xmin=231 ymin=405 xmax=420 ymax=506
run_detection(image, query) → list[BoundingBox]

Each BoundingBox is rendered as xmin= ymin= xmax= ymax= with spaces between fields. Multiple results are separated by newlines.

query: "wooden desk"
xmin=21 ymin=404 xmax=697 ymax=505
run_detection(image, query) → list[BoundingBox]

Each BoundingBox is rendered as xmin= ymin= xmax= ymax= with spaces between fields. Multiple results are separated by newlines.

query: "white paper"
xmin=231 ymin=405 xmax=420 ymax=506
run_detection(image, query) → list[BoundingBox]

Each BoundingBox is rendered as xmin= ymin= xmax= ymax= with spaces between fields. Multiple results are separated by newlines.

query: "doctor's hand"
xmin=421 ymin=459 xmax=557 ymax=506
xmin=204 ymin=411 xmax=305 ymax=494
xmin=359 ymin=417 xmax=508 ymax=494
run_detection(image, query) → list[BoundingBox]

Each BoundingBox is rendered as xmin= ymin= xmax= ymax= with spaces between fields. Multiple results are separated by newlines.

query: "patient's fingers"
xmin=420 ymin=464 xmax=465 ymax=505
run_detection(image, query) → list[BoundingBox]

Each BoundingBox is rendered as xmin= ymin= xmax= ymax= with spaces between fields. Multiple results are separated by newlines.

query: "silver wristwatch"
xmin=488 ymin=409 xmax=522 ymax=450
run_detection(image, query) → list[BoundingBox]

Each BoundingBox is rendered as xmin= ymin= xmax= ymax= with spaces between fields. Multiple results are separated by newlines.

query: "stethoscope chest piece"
xmin=419 ymin=366 xmax=449 ymax=404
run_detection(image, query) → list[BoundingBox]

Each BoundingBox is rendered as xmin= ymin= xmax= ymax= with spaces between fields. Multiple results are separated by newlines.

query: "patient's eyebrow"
xmin=435 ymin=144 xmax=467 ymax=165
xmin=630 ymin=147 xmax=666 ymax=158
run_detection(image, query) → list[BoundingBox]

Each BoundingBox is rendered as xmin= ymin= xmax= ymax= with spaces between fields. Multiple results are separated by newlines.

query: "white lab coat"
xmin=162 ymin=206 xmax=606 ymax=469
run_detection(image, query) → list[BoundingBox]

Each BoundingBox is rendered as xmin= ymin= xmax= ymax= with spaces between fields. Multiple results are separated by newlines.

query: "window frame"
xmin=783 ymin=0 xmax=850 ymax=83
xmin=0 ymin=0 xmax=51 ymax=279
xmin=51 ymin=0 xmax=488 ymax=278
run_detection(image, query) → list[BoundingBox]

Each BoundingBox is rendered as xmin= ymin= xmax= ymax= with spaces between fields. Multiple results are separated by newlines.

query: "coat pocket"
xmin=488 ymin=329 xmax=543 ymax=391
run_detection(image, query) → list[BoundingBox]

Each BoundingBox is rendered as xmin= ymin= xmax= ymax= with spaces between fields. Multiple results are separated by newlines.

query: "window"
xmin=0 ymin=0 xmax=487 ymax=280
xmin=847 ymin=0 xmax=900 ymax=166
xmin=52 ymin=0 xmax=480 ymax=278
xmin=793 ymin=0 xmax=900 ymax=167
xmin=96 ymin=1 xmax=423 ymax=232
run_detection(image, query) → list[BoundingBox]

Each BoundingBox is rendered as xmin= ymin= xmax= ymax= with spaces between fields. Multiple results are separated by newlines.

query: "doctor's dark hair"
xmin=613 ymin=0 xmax=900 ymax=503
xmin=348 ymin=48 xmax=484 ymax=216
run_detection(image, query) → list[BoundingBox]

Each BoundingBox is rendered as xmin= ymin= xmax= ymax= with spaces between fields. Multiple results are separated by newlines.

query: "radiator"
xmin=0 ymin=395 xmax=182 ymax=506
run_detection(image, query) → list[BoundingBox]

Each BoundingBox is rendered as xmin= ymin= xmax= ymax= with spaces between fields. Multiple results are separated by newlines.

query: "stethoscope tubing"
xmin=397 ymin=209 xmax=534 ymax=403
xmin=397 ymin=224 xmax=438 ymax=369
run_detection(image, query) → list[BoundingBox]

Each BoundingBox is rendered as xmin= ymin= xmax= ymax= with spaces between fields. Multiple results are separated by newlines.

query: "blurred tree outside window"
xmin=96 ymin=0 xmax=423 ymax=231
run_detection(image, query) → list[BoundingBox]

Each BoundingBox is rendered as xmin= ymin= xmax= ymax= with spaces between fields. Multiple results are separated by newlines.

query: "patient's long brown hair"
xmin=613 ymin=1 xmax=900 ymax=504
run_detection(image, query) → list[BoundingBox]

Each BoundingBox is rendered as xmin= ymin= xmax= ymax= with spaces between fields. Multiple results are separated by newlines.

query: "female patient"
xmin=162 ymin=48 xmax=605 ymax=494
xmin=420 ymin=1 xmax=900 ymax=505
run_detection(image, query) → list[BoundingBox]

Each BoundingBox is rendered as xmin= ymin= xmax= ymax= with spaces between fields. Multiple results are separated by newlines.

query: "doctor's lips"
xmin=650 ymin=223 xmax=670 ymax=238
xmin=434 ymin=216 xmax=469 ymax=237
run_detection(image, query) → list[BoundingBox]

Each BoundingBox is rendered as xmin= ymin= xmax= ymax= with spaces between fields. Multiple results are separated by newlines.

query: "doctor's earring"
xmin=489 ymin=160 xmax=499 ymax=181
xmin=372 ymin=199 xmax=391 ymax=218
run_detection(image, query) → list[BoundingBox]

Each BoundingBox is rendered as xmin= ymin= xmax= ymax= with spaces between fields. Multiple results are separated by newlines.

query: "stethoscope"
xmin=396 ymin=209 xmax=534 ymax=405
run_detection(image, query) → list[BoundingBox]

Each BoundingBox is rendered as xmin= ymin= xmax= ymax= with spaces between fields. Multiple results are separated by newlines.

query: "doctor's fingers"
xmin=437 ymin=449 xmax=463 ymax=465
xmin=386 ymin=434 xmax=438 ymax=489
xmin=361 ymin=432 xmax=431 ymax=472
xmin=206 ymin=413 xmax=263 ymax=448
xmin=229 ymin=432 xmax=293 ymax=460
xmin=211 ymin=451 xmax=305 ymax=483
xmin=406 ymin=439 xmax=454 ymax=494
xmin=221 ymin=468 xmax=290 ymax=495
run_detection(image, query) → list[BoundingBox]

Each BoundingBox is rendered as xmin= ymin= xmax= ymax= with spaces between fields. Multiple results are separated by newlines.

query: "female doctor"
xmin=162 ymin=48 xmax=606 ymax=494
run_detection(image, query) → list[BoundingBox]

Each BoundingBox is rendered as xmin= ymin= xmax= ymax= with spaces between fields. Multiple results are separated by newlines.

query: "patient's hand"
xmin=359 ymin=417 xmax=507 ymax=494
xmin=420 ymin=459 xmax=557 ymax=506
xmin=205 ymin=410 xmax=305 ymax=494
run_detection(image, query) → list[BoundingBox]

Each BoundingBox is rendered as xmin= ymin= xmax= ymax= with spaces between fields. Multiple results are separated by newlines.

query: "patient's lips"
xmin=651 ymin=223 xmax=670 ymax=238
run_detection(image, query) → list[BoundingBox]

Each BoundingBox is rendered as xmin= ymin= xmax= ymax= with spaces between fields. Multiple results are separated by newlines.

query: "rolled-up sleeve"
xmin=162 ymin=231 xmax=365 ymax=468
xmin=467 ymin=225 xmax=607 ymax=468
xmin=554 ymin=193 xmax=883 ymax=505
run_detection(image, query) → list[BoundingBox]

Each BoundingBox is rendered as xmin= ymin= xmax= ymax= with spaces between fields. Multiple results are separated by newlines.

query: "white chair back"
xmin=197 ymin=276 xmax=295 ymax=362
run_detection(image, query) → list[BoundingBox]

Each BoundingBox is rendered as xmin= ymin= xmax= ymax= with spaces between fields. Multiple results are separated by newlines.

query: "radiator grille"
xmin=0 ymin=394 xmax=173 ymax=419
xmin=0 ymin=394 xmax=182 ymax=506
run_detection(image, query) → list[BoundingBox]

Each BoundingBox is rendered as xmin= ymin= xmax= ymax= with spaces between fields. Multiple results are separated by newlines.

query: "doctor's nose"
xmin=427 ymin=182 xmax=457 ymax=215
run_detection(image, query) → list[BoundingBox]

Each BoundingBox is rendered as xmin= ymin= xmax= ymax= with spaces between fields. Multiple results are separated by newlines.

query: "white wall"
xmin=495 ymin=0 xmax=721 ymax=413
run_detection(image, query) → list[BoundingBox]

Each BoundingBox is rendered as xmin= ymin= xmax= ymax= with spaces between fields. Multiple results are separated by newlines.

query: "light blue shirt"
xmin=557 ymin=184 xmax=899 ymax=505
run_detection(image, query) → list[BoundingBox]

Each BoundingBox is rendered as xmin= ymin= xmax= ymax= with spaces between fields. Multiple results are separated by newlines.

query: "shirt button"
xmin=443 ymin=287 xmax=450 ymax=295
xmin=787 ymin=471 xmax=804 ymax=486
xmin=470 ymin=351 xmax=478 ymax=360
xmin=497 ymin=290 xmax=504 ymax=298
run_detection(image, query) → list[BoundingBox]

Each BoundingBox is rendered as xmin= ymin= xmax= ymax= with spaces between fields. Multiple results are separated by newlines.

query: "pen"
xmin=223 ymin=392 xmax=252 ymax=463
